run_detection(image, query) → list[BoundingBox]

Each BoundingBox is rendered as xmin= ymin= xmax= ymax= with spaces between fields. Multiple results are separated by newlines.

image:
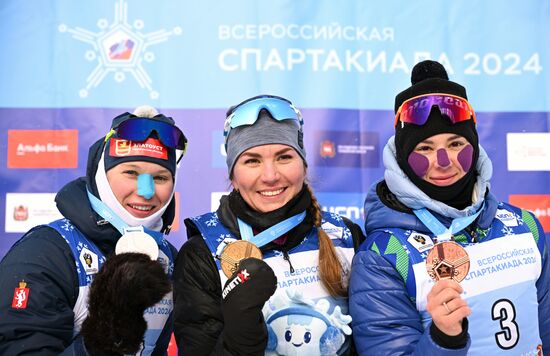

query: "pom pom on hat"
xmin=411 ymin=59 xmax=449 ymax=84
xmin=394 ymin=60 xmax=476 ymax=156
xmin=394 ymin=60 xmax=467 ymax=113
xmin=133 ymin=105 xmax=159 ymax=118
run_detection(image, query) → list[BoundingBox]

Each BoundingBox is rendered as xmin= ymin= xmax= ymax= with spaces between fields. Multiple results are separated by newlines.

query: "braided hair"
xmin=307 ymin=185 xmax=347 ymax=298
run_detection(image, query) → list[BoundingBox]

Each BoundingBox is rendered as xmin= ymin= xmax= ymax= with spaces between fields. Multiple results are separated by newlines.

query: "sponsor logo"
xmin=320 ymin=221 xmax=344 ymax=239
xmin=58 ymin=0 xmax=182 ymax=99
xmin=506 ymin=133 xmax=550 ymax=171
xmin=114 ymin=139 xmax=132 ymax=156
xmin=509 ymin=195 xmax=550 ymax=233
xmin=222 ymin=269 xmax=250 ymax=299
xmin=11 ymin=281 xmax=29 ymax=309
xmin=108 ymin=137 xmax=168 ymax=160
xmin=79 ymin=248 xmax=99 ymax=275
xmin=495 ymin=209 xmax=519 ymax=227
xmin=5 ymin=193 xmax=63 ymax=233
xmin=13 ymin=205 xmax=29 ymax=221
xmin=320 ymin=140 xmax=336 ymax=158
xmin=313 ymin=131 xmax=379 ymax=168
xmin=322 ymin=205 xmax=364 ymax=222
xmin=318 ymin=192 xmax=365 ymax=226
xmin=407 ymin=233 xmax=434 ymax=252
xmin=7 ymin=130 xmax=78 ymax=169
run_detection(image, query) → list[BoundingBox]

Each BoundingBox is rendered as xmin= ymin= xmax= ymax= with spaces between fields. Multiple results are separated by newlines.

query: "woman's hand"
xmin=426 ymin=279 xmax=471 ymax=336
xmin=221 ymin=258 xmax=277 ymax=355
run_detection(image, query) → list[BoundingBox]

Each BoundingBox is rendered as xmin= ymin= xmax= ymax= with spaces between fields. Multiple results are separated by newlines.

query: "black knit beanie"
xmin=394 ymin=60 xmax=479 ymax=209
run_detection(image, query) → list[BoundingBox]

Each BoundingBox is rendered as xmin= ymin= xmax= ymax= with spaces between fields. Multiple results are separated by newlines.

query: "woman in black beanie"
xmin=349 ymin=60 xmax=549 ymax=355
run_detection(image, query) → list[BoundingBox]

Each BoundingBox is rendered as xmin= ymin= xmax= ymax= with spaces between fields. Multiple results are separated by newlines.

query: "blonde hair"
xmin=307 ymin=185 xmax=347 ymax=298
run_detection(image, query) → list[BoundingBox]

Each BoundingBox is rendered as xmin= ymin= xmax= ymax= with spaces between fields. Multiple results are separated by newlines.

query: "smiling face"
xmin=106 ymin=161 xmax=174 ymax=218
xmin=407 ymin=133 xmax=474 ymax=186
xmin=231 ymin=144 xmax=306 ymax=213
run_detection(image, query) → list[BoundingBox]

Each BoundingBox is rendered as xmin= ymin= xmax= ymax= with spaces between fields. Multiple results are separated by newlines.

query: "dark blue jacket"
xmin=0 ymin=136 xmax=177 ymax=355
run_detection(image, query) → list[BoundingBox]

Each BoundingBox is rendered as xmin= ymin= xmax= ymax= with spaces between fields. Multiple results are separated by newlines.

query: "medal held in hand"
xmin=219 ymin=240 xmax=262 ymax=278
xmin=425 ymin=241 xmax=470 ymax=283
xmin=115 ymin=230 xmax=159 ymax=261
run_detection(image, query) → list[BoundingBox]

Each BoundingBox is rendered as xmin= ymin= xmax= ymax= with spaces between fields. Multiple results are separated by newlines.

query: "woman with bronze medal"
xmin=349 ymin=60 xmax=549 ymax=355
xmin=173 ymin=95 xmax=365 ymax=355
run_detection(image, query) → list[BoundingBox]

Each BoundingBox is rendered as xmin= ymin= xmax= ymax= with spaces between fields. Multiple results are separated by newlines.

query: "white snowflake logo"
xmin=501 ymin=226 xmax=514 ymax=236
xmin=342 ymin=227 xmax=352 ymax=240
xmin=61 ymin=220 xmax=75 ymax=232
xmin=58 ymin=0 xmax=182 ymax=99
xmin=205 ymin=218 xmax=218 ymax=227
xmin=217 ymin=233 xmax=232 ymax=243
xmin=168 ymin=261 xmax=174 ymax=275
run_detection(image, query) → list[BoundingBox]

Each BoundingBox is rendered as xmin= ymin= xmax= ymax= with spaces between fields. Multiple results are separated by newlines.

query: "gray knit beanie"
xmin=225 ymin=110 xmax=306 ymax=175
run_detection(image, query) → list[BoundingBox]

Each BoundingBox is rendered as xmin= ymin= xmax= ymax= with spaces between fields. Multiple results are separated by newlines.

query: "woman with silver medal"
xmin=173 ymin=95 xmax=365 ymax=355
xmin=349 ymin=61 xmax=550 ymax=355
xmin=0 ymin=106 xmax=187 ymax=355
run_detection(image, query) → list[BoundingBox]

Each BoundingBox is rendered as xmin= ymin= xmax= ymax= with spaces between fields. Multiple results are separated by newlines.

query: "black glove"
xmin=80 ymin=253 xmax=171 ymax=355
xmin=221 ymin=257 xmax=277 ymax=356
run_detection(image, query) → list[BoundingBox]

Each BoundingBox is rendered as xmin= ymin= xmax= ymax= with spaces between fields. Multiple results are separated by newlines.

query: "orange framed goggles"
xmin=394 ymin=93 xmax=476 ymax=127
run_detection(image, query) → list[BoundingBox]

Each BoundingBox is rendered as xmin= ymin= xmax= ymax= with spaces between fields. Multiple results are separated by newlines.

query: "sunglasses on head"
xmin=223 ymin=95 xmax=304 ymax=149
xmin=106 ymin=118 xmax=188 ymax=163
xmin=394 ymin=93 xmax=476 ymax=127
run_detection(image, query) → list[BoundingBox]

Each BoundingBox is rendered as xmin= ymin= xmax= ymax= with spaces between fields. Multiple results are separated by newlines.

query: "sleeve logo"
xmin=12 ymin=280 xmax=30 ymax=309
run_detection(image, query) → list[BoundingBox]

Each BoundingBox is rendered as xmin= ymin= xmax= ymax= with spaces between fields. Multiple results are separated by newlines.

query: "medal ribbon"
xmin=86 ymin=189 xmax=164 ymax=245
xmin=237 ymin=211 xmax=306 ymax=248
xmin=413 ymin=204 xmax=484 ymax=242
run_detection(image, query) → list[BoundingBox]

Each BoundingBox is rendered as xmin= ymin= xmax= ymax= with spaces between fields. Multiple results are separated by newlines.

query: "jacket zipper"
xmin=282 ymin=250 xmax=295 ymax=274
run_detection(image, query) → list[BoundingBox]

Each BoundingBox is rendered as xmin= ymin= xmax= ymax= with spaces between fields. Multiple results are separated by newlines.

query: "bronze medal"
xmin=425 ymin=241 xmax=470 ymax=283
xmin=219 ymin=240 xmax=262 ymax=278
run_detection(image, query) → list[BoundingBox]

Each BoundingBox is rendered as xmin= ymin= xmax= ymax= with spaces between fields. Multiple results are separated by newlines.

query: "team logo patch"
xmin=407 ymin=232 xmax=434 ymax=252
xmin=12 ymin=281 xmax=30 ymax=309
xmin=79 ymin=248 xmax=99 ymax=275
xmin=495 ymin=209 xmax=518 ymax=227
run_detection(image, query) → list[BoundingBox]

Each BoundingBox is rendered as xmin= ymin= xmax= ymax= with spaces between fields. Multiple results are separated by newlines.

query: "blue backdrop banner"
xmin=1 ymin=0 xmax=549 ymax=257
